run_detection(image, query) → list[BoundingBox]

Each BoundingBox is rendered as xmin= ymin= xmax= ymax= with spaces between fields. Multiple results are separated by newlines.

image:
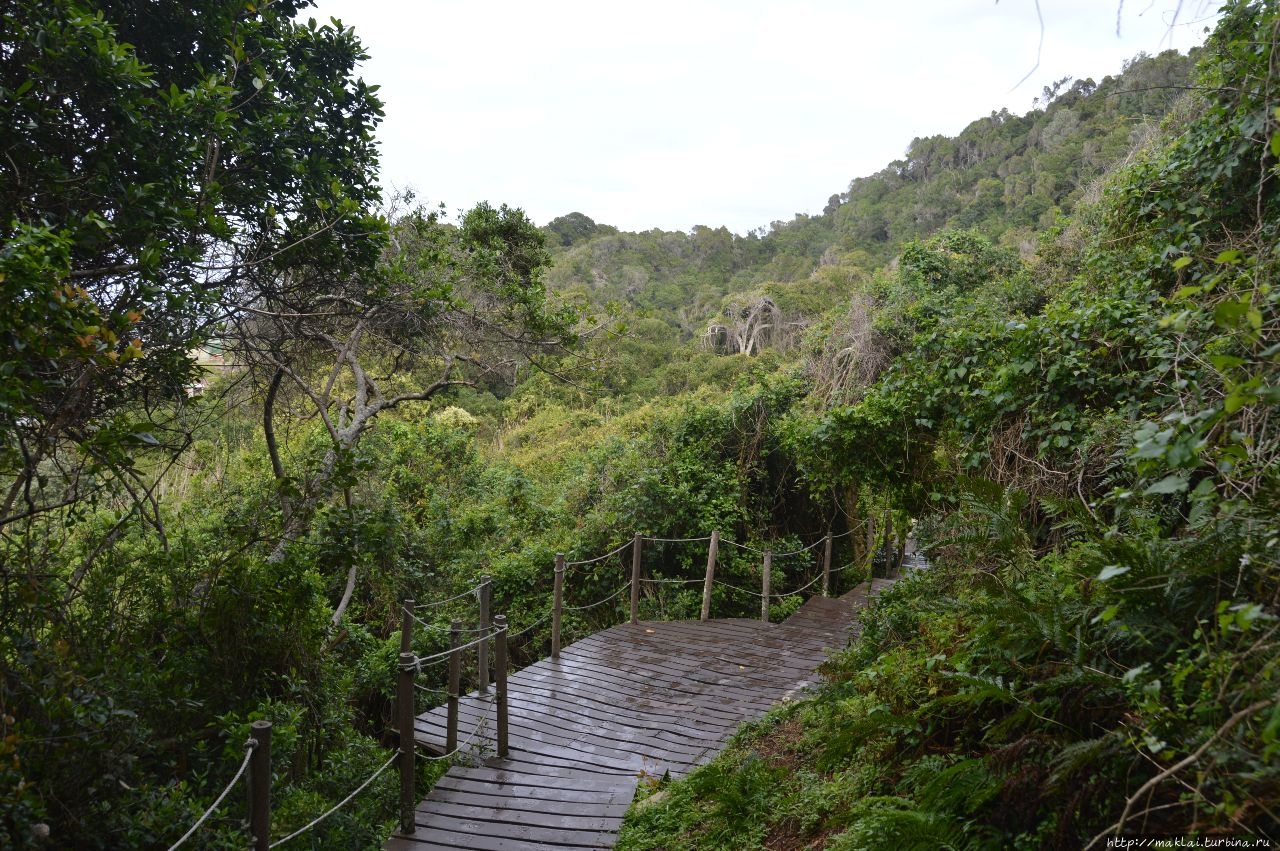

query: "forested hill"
xmin=5 ymin=2 xmax=1278 ymax=848
xmin=540 ymin=48 xmax=1195 ymax=332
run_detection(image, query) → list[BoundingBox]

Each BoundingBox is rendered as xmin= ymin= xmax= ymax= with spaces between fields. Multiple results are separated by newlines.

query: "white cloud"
xmin=311 ymin=0 xmax=1218 ymax=233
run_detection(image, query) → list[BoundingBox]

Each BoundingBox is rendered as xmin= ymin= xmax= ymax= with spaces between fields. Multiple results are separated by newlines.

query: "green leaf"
xmin=1214 ymin=298 xmax=1249 ymax=327
xmin=1171 ymin=255 xmax=1193 ymax=270
xmin=1098 ymin=565 xmax=1131 ymax=582
xmin=1145 ymin=475 xmax=1189 ymax=495
xmin=1224 ymin=390 xmax=1255 ymax=414
xmin=1208 ymin=354 xmax=1246 ymax=371
xmin=1093 ymin=604 xmax=1121 ymax=624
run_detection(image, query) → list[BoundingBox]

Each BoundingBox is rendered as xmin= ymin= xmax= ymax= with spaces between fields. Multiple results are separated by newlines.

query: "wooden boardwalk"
xmin=386 ymin=578 xmax=896 ymax=851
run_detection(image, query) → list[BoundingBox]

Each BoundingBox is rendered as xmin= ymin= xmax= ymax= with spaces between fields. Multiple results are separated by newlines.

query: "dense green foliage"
xmin=618 ymin=4 xmax=1279 ymax=848
xmin=4 ymin=2 xmax=1276 ymax=849
xmin=1 ymin=0 xmax=386 ymax=523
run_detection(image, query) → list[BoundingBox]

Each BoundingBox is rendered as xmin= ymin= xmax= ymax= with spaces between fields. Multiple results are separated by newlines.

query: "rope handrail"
xmin=506 ymin=608 xmax=554 ymax=642
xmin=408 ymin=630 xmax=500 ymax=667
xmin=640 ymin=534 xmax=714 ymax=544
xmin=417 ymin=707 xmax=493 ymax=762
xmin=561 ymin=580 xmax=632 ymax=612
xmin=712 ymin=574 xmax=822 ymax=599
xmin=639 ymin=576 xmax=704 ymax=585
xmin=268 ymin=752 xmax=398 ymax=848
xmin=165 ymin=739 xmax=255 ymax=851
xmin=414 ymin=682 xmax=449 ymax=695
xmin=713 ymin=578 xmax=768 ymax=598
xmin=565 ymin=539 xmax=632 ymax=567
xmin=770 ymin=536 xmax=830 ymax=558
xmin=718 ymin=537 xmax=765 ymax=555
xmin=403 ymin=607 xmax=492 ymax=635
xmin=413 ymin=583 xmax=485 ymax=609
xmin=830 ymin=523 xmax=866 ymax=540
xmin=771 ymin=569 xmax=826 ymax=599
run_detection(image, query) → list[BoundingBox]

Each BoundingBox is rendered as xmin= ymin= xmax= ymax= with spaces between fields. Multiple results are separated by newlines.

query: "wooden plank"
xmin=420 ymin=799 xmax=620 ymax=832
xmin=453 ymin=763 xmax=637 ymax=792
xmin=427 ymin=657 xmax=752 ymax=728
xmin=474 ymin=748 xmax=644 ymax=777
xmin=417 ymin=715 xmax=699 ymax=772
xmin=513 ymin=659 xmax=760 ymax=719
xmin=462 ymin=674 xmax=731 ymax=738
xmin=412 ymin=808 xmax=618 ymax=847
xmin=386 ymin=580 xmax=895 ymax=851
xmin=425 ymin=688 xmax=719 ymax=753
xmin=436 ymin=772 xmax=632 ymax=802
xmin=389 ymin=831 xmax=604 ymax=851
xmin=429 ymin=785 xmax=631 ymax=818
xmin=549 ymin=643 xmax=804 ymax=705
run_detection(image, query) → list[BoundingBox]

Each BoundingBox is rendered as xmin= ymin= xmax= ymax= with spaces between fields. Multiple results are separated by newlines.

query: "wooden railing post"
xmin=248 ymin=720 xmax=271 ymax=851
xmin=760 ymin=550 xmax=772 ymax=623
xmin=551 ymin=555 xmax=565 ymax=659
xmin=879 ymin=508 xmax=892 ymax=578
xmin=397 ymin=652 xmax=416 ymax=836
xmin=700 ymin=530 xmax=719 ymax=621
xmin=478 ymin=576 xmax=491 ymax=694
xmin=400 ymin=598 xmax=414 ymax=654
xmin=446 ymin=619 xmax=461 ymax=754
xmin=494 ymin=614 xmax=509 ymax=758
xmin=870 ymin=516 xmax=880 ymax=578
xmin=629 ymin=533 xmax=642 ymax=624
xmin=821 ymin=536 xmax=832 ymax=598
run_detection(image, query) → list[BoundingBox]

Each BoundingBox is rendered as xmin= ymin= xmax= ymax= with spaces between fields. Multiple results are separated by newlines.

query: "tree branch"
xmin=1085 ymin=698 xmax=1277 ymax=849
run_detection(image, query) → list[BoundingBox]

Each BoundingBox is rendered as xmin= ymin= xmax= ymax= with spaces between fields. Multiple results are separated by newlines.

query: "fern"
xmin=830 ymin=796 xmax=981 ymax=851
xmin=916 ymin=758 xmax=1003 ymax=816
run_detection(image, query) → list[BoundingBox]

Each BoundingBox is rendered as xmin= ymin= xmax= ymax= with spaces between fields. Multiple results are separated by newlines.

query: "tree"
xmin=227 ymin=200 xmax=580 ymax=571
xmin=701 ymin=292 xmax=781 ymax=356
xmin=0 ymin=0 xmax=384 ymax=532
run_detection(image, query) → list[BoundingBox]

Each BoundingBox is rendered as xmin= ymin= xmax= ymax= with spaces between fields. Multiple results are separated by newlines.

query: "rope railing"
xmin=772 ymin=536 xmax=831 ymax=558
xmin=561 ymin=580 xmax=632 ymax=612
xmin=392 ymin=611 xmax=511 ymax=837
xmin=780 ymin=569 xmax=827 ymax=597
xmin=505 ymin=607 xmax=555 ymax=643
xmin=416 ymin=706 xmax=493 ymax=762
xmin=166 ymin=739 xmax=256 ymax=851
xmin=711 ymin=578 xmax=766 ymax=598
xmin=640 ymin=533 xmax=715 ymax=544
xmin=409 ymin=629 xmax=501 ymax=668
xmin=382 ymin=521 xmax=904 ymax=840
xmin=710 ymin=570 xmax=824 ymax=600
xmin=719 ymin=537 xmax=769 ymax=556
xmin=404 ymin=607 xmax=492 ymax=634
xmin=167 ymin=526 xmax=891 ymax=849
xmin=268 ymin=752 xmax=398 ymax=848
xmin=565 ymin=539 xmax=632 ymax=567
xmin=415 ymin=679 xmax=452 ymax=695
xmin=413 ymin=582 xmax=485 ymax=609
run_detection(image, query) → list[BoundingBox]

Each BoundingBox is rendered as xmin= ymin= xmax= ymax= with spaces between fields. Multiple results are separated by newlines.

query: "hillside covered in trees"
xmin=2 ymin=2 xmax=1277 ymax=849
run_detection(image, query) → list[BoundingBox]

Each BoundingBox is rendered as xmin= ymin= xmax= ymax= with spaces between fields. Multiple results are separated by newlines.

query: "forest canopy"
xmin=3 ymin=2 xmax=1277 ymax=849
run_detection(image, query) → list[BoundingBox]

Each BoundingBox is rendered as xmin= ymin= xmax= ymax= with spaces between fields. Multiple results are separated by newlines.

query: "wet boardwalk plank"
xmin=386 ymin=578 xmax=895 ymax=850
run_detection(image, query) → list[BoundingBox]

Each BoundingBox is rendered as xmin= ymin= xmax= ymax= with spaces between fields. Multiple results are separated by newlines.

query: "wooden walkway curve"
xmin=385 ymin=578 xmax=896 ymax=851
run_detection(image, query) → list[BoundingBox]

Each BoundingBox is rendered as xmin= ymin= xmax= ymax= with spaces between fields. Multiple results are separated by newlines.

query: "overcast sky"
xmin=309 ymin=1 xmax=1217 ymax=234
